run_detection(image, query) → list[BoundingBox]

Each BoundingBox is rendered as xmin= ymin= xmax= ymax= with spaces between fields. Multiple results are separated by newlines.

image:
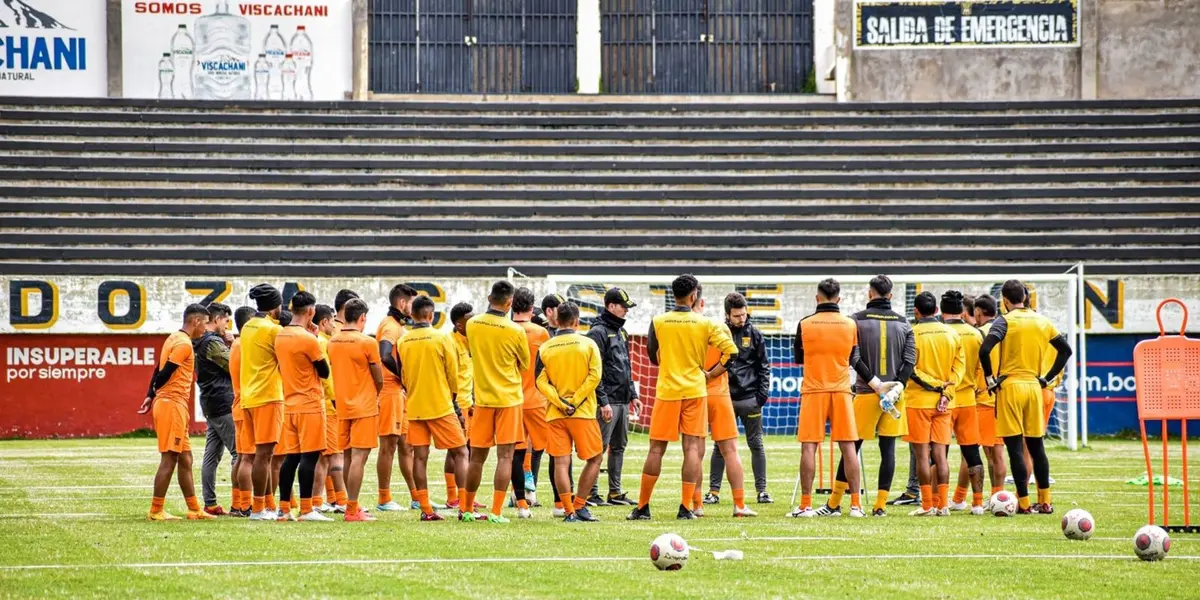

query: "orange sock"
xmin=800 ymin=494 xmax=812 ymax=510
xmin=265 ymin=495 xmax=277 ymax=511
xmin=458 ymin=489 xmax=468 ymax=511
xmin=230 ymin=487 xmax=239 ymax=509
xmin=953 ymin=486 xmax=968 ymax=504
xmin=559 ymin=493 xmax=575 ymax=514
xmin=972 ymin=492 xmax=984 ymax=507
xmin=517 ymin=498 xmax=529 ymax=510
xmin=313 ymin=495 xmax=323 ymax=507
xmin=692 ymin=486 xmax=703 ymax=511
xmin=300 ymin=498 xmax=313 ymax=515
xmin=379 ymin=489 xmax=392 ymax=505
xmin=150 ymin=496 xmax=165 ymax=513
xmin=850 ymin=493 xmax=861 ymax=510
xmin=347 ymin=500 xmax=359 ymax=515
xmin=732 ymin=488 xmax=746 ymax=510
xmin=325 ymin=476 xmax=335 ymax=499
xmin=416 ymin=490 xmax=433 ymax=515
xmin=573 ymin=495 xmax=588 ymax=511
xmin=991 ymin=485 xmax=1004 ymax=495
xmin=445 ymin=474 xmax=458 ymax=502
xmin=279 ymin=500 xmax=291 ymax=515
xmin=920 ymin=485 xmax=934 ymax=511
xmin=638 ymin=473 xmax=658 ymax=509
xmin=554 ymin=501 xmax=564 ymax=509
xmin=937 ymin=484 xmax=949 ymax=510
xmin=336 ymin=491 xmax=348 ymax=506
xmin=491 ymin=490 xmax=506 ymax=516
xmin=682 ymin=482 xmax=697 ymax=509
xmin=465 ymin=491 xmax=477 ymax=512
xmin=241 ymin=490 xmax=252 ymax=510
xmin=523 ymin=450 xmax=532 ymax=472
xmin=185 ymin=496 xmax=200 ymax=512
xmin=252 ymin=495 xmax=265 ymax=513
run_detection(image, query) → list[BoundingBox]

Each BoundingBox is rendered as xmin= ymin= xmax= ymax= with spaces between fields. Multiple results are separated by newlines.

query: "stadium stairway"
xmin=1 ymin=96 xmax=1199 ymax=277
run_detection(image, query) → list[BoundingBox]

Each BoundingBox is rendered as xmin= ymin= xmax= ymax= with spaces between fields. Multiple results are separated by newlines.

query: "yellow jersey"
xmin=905 ymin=318 xmax=965 ymax=410
xmin=647 ymin=307 xmax=738 ymax=401
xmin=398 ymin=323 xmax=459 ymax=421
xmin=535 ymin=330 xmax=603 ymax=421
xmin=466 ymin=309 xmax=530 ymax=408
xmin=239 ymin=314 xmax=283 ymax=409
xmin=987 ymin=307 xmax=1062 ymax=382
xmin=317 ymin=331 xmax=336 ymax=415
xmin=451 ymin=330 xmax=473 ymax=412
xmin=977 ymin=320 xmax=1000 ymax=407
xmin=947 ymin=320 xmax=985 ymax=408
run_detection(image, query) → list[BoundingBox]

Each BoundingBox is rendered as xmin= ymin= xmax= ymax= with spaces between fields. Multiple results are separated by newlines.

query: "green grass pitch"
xmin=0 ymin=435 xmax=1194 ymax=598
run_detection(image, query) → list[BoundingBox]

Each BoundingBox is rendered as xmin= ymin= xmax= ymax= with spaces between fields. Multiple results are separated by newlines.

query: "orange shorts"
xmin=323 ymin=413 xmax=339 ymax=456
xmin=707 ymin=394 xmax=739 ymax=442
xmin=470 ymin=406 xmax=524 ymax=448
xmin=244 ymin=403 xmax=284 ymax=446
xmin=1042 ymin=388 xmax=1056 ymax=429
xmin=951 ymin=405 xmax=980 ymax=446
xmin=339 ymin=415 xmax=379 ymax=450
xmin=649 ymin=397 xmax=707 ymax=442
xmin=409 ymin=414 xmax=468 ymax=450
xmin=520 ymin=407 xmax=551 ymax=451
xmin=153 ymin=400 xmax=191 ymax=454
xmin=976 ymin=405 xmax=998 ymax=447
xmin=797 ymin=392 xmax=857 ymax=443
xmin=378 ymin=389 xmax=404 ymax=438
xmin=280 ymin=412 xmax=326 ymax=455
xmin=904 ymin=408 xmax=952 ymax=446
xmin=234 ymin=413 xmax=256 ymax=455
xmin=548 ymin=418 xmax=603 ymax=460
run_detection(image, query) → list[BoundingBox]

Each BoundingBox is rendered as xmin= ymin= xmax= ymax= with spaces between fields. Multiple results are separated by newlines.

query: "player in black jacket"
xmin=194 ymin=302 xmax=236 ymax=515
xmin=584 ymin=288 xmax=641 ymax=506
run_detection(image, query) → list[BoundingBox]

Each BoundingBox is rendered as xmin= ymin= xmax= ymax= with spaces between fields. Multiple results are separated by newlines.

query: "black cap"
xmin=249 ymin=283 xmax=282 ymax=311
xmin=541 ymin=293 xmax=566 ymax=312
xmin=604 ymin=287 xmax=637 ymax=309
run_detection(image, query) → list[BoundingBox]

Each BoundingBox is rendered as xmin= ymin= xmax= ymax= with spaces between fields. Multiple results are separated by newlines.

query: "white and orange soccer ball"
xmin=650 ymin=533 xmax=689 ymax=571
xmin=989 ymin=491 xmax=1017 ymax=517
xmin=1061 ymin=509 xmax=1095 ymax=540
xmin=1134 ymin=525 xmax=1170 ymax=561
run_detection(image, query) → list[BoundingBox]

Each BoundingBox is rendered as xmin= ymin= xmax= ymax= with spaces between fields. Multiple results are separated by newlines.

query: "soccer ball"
xmin=989 ymin=491 xmax=1017 ymax=517
xmin=1061 ymin=509 xmax=1095 ymax=540
xmin=649 ymin=533 xmax=689 ymax=571
xmin=1133 ymin=525 xmax=1171 ymax=561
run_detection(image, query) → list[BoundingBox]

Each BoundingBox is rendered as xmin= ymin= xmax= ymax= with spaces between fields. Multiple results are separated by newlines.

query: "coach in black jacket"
xmin=585 ymin=288 xmax=640 ymax=506
xmin=193 ymin=303 xmax=236 ymax=514
xmin=708 ymin=293 xmax=773 ymax=504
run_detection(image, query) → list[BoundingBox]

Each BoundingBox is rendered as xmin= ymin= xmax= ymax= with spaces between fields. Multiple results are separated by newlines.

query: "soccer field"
xmin=0 ymin=435 xmax=1193 ymax=599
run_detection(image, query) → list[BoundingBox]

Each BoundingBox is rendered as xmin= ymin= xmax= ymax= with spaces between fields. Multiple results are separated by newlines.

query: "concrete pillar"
xmin=577 ymin=0 xmax=601 ymax=93
xmin=833 ymin=0 xmax=854 ymax=101
xmin=813 ymin=0 xmax=835 ymax=95
xmin=352 ymin=0 xmax=368 ymax=100
xmin=1079 ymin=0 xmax=1099 ymax=99
xmin=107 ymin=0 xmax=122 ymax=98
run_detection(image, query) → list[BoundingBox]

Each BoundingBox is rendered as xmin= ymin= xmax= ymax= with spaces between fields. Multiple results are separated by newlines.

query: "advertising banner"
xmin=855 ymin=0 xmax=1079 ymax=49
xmin=0 ymin=0 xmax=107 ymax=97
xmin=121 ymin=0 xmax=351 ymax=100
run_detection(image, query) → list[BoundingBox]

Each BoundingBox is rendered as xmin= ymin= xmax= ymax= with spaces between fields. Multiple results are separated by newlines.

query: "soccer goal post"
xmin=541 ymin=270 xmax=1088 ymax=451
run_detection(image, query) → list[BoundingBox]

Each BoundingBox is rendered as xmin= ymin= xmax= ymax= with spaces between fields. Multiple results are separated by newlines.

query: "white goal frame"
xmin=543 ymin=268 xmax=1089 ymax=451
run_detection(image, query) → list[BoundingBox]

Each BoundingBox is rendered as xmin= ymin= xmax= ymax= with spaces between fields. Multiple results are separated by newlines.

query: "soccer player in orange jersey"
xmin=275 ymin=292 xmax=333 ymax=522
xmin=329 ymin=299 xmax=385 ymax=522
xmin=312 ymin=304 xmax=348 ymax=513
xmin=139 ymin=304 xmax=215 ymax=521
xmin=511 ymin=288 xmax=550 ymax=519
xmin=789 ymin=278 xmax=900 ymax=519
xmin=376 ymin=284 xmax=418 ymax=512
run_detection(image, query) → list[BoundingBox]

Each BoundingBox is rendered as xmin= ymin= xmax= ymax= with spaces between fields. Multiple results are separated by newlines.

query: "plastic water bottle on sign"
xmin=157 ymin=53 xmax=174 ymax=99
xmin=170 ymin=24 xmax=194 ymax=99
xmin=263 ymin=24 xmax=288 ymax=99
xmin=192 ymin=0 xmax=251 ymax=99
xmin=253 ymin=53 xmax=270 ymax=100
xmin=281 ymin=53 xmax=298 ymax=100
xmin=289 ymin=25 xmax=314 ymax=100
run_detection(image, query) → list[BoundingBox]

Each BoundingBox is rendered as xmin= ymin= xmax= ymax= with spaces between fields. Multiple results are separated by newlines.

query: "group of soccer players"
xmin=139 ymin=272 xmax=1069 ymax=523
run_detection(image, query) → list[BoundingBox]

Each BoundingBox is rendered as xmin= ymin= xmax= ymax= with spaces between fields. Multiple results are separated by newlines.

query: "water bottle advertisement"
xmin=0 ymin=0 xmax=108 ymax=97
xmin=121 ymin=1 xmax=351 ymax=100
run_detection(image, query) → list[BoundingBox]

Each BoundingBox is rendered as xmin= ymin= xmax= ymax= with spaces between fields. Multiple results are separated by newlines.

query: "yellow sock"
xmin=828 ymin=481 xmax=849 ymax=509
xmin=1038 ymin=488 xmax=1051 ymax=505
xmin=1018 ymin=496 xmax=1032 ymax=510
xmin=873 ymin=490 xmax=888 ymax=512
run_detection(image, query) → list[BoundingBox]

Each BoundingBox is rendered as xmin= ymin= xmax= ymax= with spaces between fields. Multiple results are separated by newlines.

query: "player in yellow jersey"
xmin=979 ymin=280 xmax=1072 ymax=514
xmin=139 ymin=304 xmax=215 ymax=521
xmin=904 ymin=292 xmax=965 ymax=517
xmin=398 ymin=296 xmax=468 ymax=521
xmin=229 ymin=306 xmax=258 ymax=517
xmin=465 ymin=281 xmax=531 ymax=524
xmin=375 ymin=284 xmax=418 ymax=512
xmin=510 ymin=288 xmax=551 ymax=518
xmin=240 ymin=284 xmax=287 ymax=521
xmin=629 ymin=275 xmax=738 ymax=521
xmin=442 ymin=302 xmax=475 ymax=511
xmin=312 ymin=305 xmax=348 ymax=513
xmin=941 ymin=292 xmax=988 ymax=515
xmin=972 ymin=295 xmax=1008 ymax=497
xmin=535 ymin=303 xmax=607 ymax=522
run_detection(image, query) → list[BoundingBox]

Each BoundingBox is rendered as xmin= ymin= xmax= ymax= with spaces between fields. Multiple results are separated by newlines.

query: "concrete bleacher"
xmin=1 ymin=97 xmax=1198 ymax=277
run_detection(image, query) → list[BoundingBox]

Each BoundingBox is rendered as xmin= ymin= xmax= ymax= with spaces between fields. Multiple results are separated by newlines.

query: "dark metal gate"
xmin=370 ymin=0 xmax=577 ymax=94
xmin=602 ymin=0 xmax=813 ymax=94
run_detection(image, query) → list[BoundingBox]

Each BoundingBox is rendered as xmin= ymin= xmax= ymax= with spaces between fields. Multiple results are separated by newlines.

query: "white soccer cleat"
xmin=788 ymin=506 xmax=817 ymax=518
xmin=552 ymin=507 xmax=567 ymax=518
xmin=517 ymin=507 xmax=533 ymax=519
xmin=376 ymin=501 xmax=407 ymax=512
xmin=298 ymin=511 xmax=335 ymax=522
xmin=315 ymin=503 xmax=337 ymax=513
xmin=692 ymin=507 xmax=705 ymax=518
xmin=936 ymin=508 xmax=951 ymax=517
xmin=277 ymin=511 xmax=298 ymax=522
xmin=909 ymin=507 xmax=937 ymax=517
xmin=970 ymin=505 xmax=987 ymax=516
xmin=248 ymin=510 xmax=276 ymax=521
xmin=948 ymin=501 xmax=969 ymax=511
xmin=848 ymin=507 xmax=866 ymax=518
xmin=733 ymin=506 xmax=758 ymax=518
xmin=813 ymin=504 xmax=842 ymax=517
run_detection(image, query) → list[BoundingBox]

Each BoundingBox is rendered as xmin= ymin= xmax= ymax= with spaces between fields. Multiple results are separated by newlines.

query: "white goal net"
xmin=533 ymin=272 xmax=1086 ymax=451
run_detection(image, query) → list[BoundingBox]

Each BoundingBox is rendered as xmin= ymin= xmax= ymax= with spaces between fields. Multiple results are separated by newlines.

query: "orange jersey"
xmin=376 ymin=315 xmax=407 ymax=392
xmin=794 ymin=304 xmax=859 ymax=394
xmin=276 ymin=325 xmax=325 ymax=415
xmin=229 ymin=338 xmax=242 ymax=413
xmin=155 ymin=331 xmax=195 ymax=405
xmin=704 ymin=322 xmax=732 ymax=398
xmin=517 ymin=320 xmax=550 ymax=409
xmin=329 ymin=329 xmax=382 ymax=420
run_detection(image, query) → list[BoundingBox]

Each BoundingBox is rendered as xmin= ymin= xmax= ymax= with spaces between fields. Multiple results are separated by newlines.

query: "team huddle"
xmin=138 ymin=273 xmax=1069 ymax=523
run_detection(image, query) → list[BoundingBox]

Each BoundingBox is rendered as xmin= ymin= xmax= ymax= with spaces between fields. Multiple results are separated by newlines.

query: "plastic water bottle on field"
xmin=289 ymin=25 xmax=314 ymax=100
xmin=157 ymin=53 xmax=174 ymax=99
xmin=170 ymin=25 xmax=194 ymax=98
xmin=253 ymin=53 xmax=270 ymax=99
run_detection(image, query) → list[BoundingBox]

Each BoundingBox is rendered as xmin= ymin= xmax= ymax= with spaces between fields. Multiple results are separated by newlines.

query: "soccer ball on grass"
xmin=1061 ymin=509 xmax=1095 ymax=540
xmin=989 ymin=491 xmax=1017 ymax=517
xmin=1133 ymin=525 xmax=1170 ymax=561
xmin=650 ymin=533 xmax=689 ymax=571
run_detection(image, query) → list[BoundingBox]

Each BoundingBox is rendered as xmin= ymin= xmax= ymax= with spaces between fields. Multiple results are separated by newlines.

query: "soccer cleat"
xmin=248 ymin=510 xmax=277 ymax=521
xmin=890 ymin=493 xmax=919 ymax=506
xmin=529 ymin=496 xmax=541 ymax=508
xmin=733 ymin=506 xmax=758 ymax=518
xmin=203 ymin=505 xmax=227 ymax=517
xmin=627 ymin=505 xmax=652 ymax=521
xmin=517 ymin=507 xmax=533 ymax=519
xmin=575 ymin=507 xmax=599 ymax=522
xmin=757 ymin=492 xmax=774 ymax=504
xmin=871 ymin=508 xmax=887 ymax=517
xmin=608 ymin=493 xmax=636 ymax=506
xmin=524 ymin=470 xmax=536 ymax=492
xmin=228 ymin=508 xmax=250 ymax=518
xmin=486 ymin=513 xmax=510 ymax=524
xmin=1016 ymin=506 xmax=1034 ymax=515
xmin=586 ymin=494 xmax=609 ymax=507
xmin=344 ymin=508 xmax=376 ymax=522
xmin=970 ymin=505 xmax=987 ymax=516
xmin=444 ymin=499 xmax=461 ymax=511
xmin=703 ymin=492 xmax=720 ymax=505
xmin=563 ymin=513 xmax=581 ymax=523
xmin=936 ymin=508 xmax=951 ymax=517
xmin=298 ymin=511 xmax=335 ymax=522
xmin=676 ymin=504 xmax=696 ymax=520
xmin=277 ymin=511 xmax=298 ymax=522
xmin=814 ymin=504 xmax=842 ymax=517
xmin=410 ymin=500 xmax=422 ymax=511
xmin=147 ymin=511 xmax=182 ymax=521
xmin=187 ymin=510 xmax=217 ymax=521
xmin=552 ymin=507 xmax=568 ymax=518
xmin=333 ymin=504 xmax=348 ymax=514
xmin=458 ymin=511 xmax=476 ymax=523
xmin=848 ymin=507 xmax=867 ymax=518
xmin=948 ymin=501 xmax=969 ymax=512
xmin=376 ymin=501 xmax=406 ymax=512
xmin=1032 ymin=503 xmax=1054 ymax=515
xmin=316 ymin=503 xmax=337 ymax=513
xmin=788 ymin=506 xmax=817 ymax=518
xmin=471 ymin=511 xmax=489 ymax=522
xmin=420 ymin=511 xmax=445 ymax=522
xmin=692 ymin=506 xmax=705 ymax=518
xmin=909 ymin=507 xmax=937 ymax=517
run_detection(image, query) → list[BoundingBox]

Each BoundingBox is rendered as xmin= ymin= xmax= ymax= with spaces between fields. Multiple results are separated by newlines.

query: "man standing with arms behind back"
xmin=376 ymin=284 xmax=418 ymax=512
xmin=585 ymin=287 xmax=640 ymax=507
